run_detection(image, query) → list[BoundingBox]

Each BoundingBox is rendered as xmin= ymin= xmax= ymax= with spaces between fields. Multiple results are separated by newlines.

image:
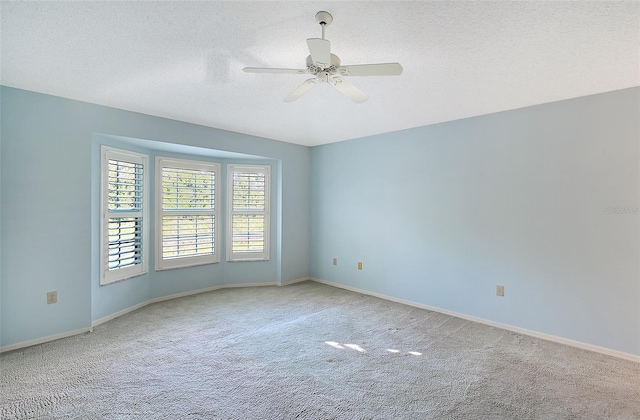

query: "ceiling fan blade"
xmin=283 ymin=78 xmax=318 ymax=102
xmin=329 ymin=76 xmax=368 ymax=103
xmin=337 ymin=63 xmax=403 ymax=76
xmin=243 ymin=67 xmax=308 ymax=74
xmin=306 ymin=38 xmax=331 ymax=67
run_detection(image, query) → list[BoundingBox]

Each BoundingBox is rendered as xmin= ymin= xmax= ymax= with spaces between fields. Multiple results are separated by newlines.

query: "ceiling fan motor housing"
xmin=306 ymin=54 xmax=341 ymax=73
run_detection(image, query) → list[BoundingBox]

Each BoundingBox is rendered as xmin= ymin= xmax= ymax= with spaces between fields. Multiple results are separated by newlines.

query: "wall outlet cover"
xmin=47 ymin=291 xmax=58 ymax=304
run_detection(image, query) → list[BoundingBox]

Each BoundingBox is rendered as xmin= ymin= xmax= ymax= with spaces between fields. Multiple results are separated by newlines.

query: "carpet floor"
xmin=1 ymin=281 xmax=639 ymax=419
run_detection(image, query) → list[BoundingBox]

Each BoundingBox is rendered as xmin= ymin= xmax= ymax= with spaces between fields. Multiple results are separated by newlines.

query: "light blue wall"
xmin=2 ymin=84 xmax=638 ymax=357
xmin=310 ymin=88 xmax=640 ymax=356
xmin=0 ymin=86 xmax=310 ymax=348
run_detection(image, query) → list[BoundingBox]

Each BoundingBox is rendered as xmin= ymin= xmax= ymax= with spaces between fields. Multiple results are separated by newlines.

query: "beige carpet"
xmin=1 ymin=281 xmax=639 ymax=419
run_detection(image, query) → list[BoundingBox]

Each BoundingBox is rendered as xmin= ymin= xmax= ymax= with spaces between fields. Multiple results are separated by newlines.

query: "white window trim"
xmin=100 ymin=146 xmax=149 ymax=285
xmin=155 ymin=157 xmax=220 ymax=270
xmin=227 ymin=164 xmax=270 ymax=262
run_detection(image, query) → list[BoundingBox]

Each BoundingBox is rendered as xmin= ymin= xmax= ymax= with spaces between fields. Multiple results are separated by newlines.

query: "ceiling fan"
xmin=243 ymin=11 xmax=403 ymax=103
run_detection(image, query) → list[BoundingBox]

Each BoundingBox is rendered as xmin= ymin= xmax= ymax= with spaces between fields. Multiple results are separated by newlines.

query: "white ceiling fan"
xmin=243 ymin=11 xmax=403 ymax=103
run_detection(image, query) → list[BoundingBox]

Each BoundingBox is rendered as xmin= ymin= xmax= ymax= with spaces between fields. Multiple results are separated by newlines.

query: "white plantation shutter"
xmin=156 ymin=158 xmax=219 ymax=270
xmin=227 ymin=165 xmax=270 ymax=261
xmin=101 ymin=147 xmax=148 ymax=284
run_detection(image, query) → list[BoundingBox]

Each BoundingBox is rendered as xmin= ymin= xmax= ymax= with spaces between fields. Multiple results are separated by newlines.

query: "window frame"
xmin=100 ymin=146 xmax=149 ymax=285
xmin=226 ymin=164 xmax=271 ymax=262
xmin=155 ymin=157 xmax=220 ymax=271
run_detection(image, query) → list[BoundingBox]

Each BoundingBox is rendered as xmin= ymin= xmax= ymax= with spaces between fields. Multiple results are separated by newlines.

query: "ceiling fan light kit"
xmin=243 ymin=11 xmax=403 ymax=103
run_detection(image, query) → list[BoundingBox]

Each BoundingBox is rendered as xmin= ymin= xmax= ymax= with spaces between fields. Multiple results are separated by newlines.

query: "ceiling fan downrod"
xmin=315 ymin=11 xmax=333 ymax=40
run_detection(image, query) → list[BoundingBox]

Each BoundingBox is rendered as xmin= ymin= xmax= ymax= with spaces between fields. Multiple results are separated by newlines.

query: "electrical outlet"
xmin=333 ymin=258 xmax=338 ymax=266
xmin=47 ymin=291 xmax=58 ymax=304
xmin=357 ymin=262 xmax=363 ymax=270
xmin=496 ymin=285 xmax=504 ymax=297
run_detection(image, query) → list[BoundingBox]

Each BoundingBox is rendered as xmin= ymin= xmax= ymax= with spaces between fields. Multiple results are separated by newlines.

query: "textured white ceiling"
xmin=1 ymin=1 xmax=639 ymax=146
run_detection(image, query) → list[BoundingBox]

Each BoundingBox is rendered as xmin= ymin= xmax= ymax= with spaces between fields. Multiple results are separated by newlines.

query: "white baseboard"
xmin=91 ymin=300 xmax=151 ymax=329
xmin=7 ymin=277 xmax=637 ymax=363
xmin=94 ymin=281 xmax=280 ymax=328
xmin=310 ymin=277 xmax=640 ymax=364
xmin=1 ymin=280 xmax=284 ymax=353
xmin=280 ymin=277 xmax=311 ymax=286
xmin=147 ymin=282 xmax=279 ymax=305
xmin=0 ymin=327 xmax=91 ymax=353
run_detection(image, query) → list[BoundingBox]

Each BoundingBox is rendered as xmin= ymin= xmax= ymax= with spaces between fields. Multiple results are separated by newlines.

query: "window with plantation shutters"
xmin=101 ymin=147 xmax=149 ymax=285
xmin=227 ymin=165 xmax=270 ymax=261
xmin=156 ymin=158 xmax=219 ymax=270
